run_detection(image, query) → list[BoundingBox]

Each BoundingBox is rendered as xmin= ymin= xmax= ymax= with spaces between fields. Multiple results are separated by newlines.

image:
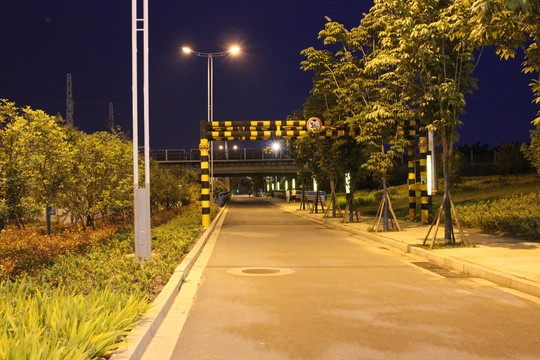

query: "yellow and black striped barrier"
xmin=199 ymin=139 xmax=211 ymax=227
xmin=407 ymin=119 xmax=417 ymax=221
xmin=419 ymin=134 xmax=429 ymax=223
xmin=206 ymin=129 xmax=360 ymax=141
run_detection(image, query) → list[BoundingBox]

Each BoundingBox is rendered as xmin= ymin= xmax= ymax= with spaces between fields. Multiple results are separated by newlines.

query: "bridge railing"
xmin=151 ymin=148 xmax=291 ymax=162
xmin=150 ymin=149 xmax=188 ymax=161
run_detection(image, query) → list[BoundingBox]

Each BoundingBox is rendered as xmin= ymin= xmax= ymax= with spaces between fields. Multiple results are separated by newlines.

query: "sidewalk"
xmin=268 ymin=197 xmax=540 ymax=298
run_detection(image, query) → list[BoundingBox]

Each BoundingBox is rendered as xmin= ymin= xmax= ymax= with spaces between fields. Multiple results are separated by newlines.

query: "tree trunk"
xmin=383 ymin=175 xmax=389 ymax=231
xmin=86 ymin=215 xmax=94 ymax=230
xmin=330 ymin=177 xmax=336 ymax=218
xmin=46 ymin=205 xmax=52 ymax=236
xmin=441 ymin=127 xmax=453 ymax=242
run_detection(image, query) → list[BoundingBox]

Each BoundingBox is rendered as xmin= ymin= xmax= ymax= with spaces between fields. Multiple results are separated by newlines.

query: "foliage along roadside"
xmin=333 ymin=175 xmax=540 ymax=241
xmin=456 ymin=193 xmax=540 ymax=239
xmin=0 ymin=280 xmax=149 ymax=360
xmin=0 ymin=204 xmax=217 ymax=359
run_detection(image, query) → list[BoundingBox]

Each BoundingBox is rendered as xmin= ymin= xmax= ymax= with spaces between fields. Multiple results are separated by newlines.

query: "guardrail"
xmin=150 ymin=148 xmax=291 ymax=162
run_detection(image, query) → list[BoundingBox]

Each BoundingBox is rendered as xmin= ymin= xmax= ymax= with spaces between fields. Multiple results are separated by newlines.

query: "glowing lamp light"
xmin=345 ymin=172 xmax=351 ymax=194
xmin=182 ymin=47 xmax=192 ymax=53
xmin=427 ymin=154 xmax=433 ymax=196
xmin=230 ymin=46 xmax=240 ymax=54
xmin=272 ymin=142 xmax=280 ymax=151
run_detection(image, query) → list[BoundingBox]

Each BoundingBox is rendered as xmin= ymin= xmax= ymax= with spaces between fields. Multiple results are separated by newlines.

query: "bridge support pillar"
xmin=200 ymin=139 xmax=211 ymax=227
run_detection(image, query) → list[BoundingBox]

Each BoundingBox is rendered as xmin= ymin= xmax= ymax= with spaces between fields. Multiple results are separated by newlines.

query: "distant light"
xmin=182 ymin=47 xmax=192 ymax=53
xmin=230 ymin=46 xmax=240 ymax=54
xmin=272 ymin=142 xmax=280 ymax=151
xmin=219 ymin=145 xmax=223 ymax=150
xmin=233 ymin=145 xmax=238 ymax=150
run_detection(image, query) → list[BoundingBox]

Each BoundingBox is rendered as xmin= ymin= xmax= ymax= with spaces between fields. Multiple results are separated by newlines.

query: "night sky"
xmin=1 ymin=1 xmax=537 ymax=152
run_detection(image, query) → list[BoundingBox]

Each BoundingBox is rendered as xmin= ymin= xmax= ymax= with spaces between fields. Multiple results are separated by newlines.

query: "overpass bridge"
xmin=150 ymin=148 xmax=303 ymax=176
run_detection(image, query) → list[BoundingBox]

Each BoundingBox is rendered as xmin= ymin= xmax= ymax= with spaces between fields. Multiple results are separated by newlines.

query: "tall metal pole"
xmin=132 ymin=0 xmax=151 ymax=264
xmin=182 ymin=46 xmax=239 ymax=201
xmin=143 ymin=0 xmax=150 ymax=190
xmin=131 ymin=0 xmax=138 ymax=189
xmin=208 ymin=55 xmax=214 ymax=197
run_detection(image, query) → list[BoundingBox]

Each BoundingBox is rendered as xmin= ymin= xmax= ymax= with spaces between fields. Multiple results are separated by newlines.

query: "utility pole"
xmin=132 ymin=0 xmax=151 ymax=264
xmin=66 ymin=73 xmax=74 ymax=126
xmin=107 ymin=102 xmax=114 ymax=131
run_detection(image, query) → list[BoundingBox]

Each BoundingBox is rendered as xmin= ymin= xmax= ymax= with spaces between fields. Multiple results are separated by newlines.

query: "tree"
xmin=15 ymin=108 xmax=73 ymax=234
xmin=0 ymin=100 xmax=68 ymax=231
xmin=151 ymin=163 xmax=200 ymax=211
xmin=521 ymin=125 xmax=540 ymax=174
xmin=362 ymin=0 xmax=478 ymax=239
xmin=301 ymin=18 xmax=407 ymax=228
xmin=495 ymin=142 xmax=529 ymax=174
xmin=59 ymin=131 xmax=132 ymax=229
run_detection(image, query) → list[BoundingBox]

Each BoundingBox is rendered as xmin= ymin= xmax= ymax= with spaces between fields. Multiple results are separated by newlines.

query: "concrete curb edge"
xmin=111 ymin=205 xmax=227 ymax=360
xmin=274 ymin=202 xmax=540 ymax=299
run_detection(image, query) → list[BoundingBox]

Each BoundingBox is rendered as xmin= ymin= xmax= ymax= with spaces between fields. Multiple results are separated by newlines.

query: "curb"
xmin=111 ymin=206 xmax=227 ymax=360
xmin=273 ymin=201 xmax=540 ymax=299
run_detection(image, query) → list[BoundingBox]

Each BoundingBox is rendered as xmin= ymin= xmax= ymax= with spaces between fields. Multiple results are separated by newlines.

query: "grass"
xmin=334 ymin=174 xmax=540 ymax=240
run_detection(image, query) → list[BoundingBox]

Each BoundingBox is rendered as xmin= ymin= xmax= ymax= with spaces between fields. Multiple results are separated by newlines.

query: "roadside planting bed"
xmin=0 ymin=205 xmax=216 ymax=359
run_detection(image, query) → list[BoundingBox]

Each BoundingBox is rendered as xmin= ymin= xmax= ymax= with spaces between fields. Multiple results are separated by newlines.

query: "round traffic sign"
xmin=306 ymin=117 xmax=323 ymax=132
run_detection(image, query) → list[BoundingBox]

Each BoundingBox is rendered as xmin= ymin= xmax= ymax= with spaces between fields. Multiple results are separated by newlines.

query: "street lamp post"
xmin=182 ymin=46 xmax=240 ymax=197
xmin=132 ymin=0 xmax=151 ymax=264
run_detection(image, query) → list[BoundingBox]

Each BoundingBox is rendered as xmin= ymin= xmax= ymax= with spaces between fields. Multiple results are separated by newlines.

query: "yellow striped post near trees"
xmin=199 ymin=139 xmax=211 ymax=227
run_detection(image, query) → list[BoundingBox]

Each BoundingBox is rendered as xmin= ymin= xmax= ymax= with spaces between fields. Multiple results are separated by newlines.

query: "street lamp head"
xmin=272 ymin=142 xmax=281 ymax=151
xmin=229 ymin=46 xmax=240 ymax=55
xmin=182 ymin=47 xmax=192 ymax=54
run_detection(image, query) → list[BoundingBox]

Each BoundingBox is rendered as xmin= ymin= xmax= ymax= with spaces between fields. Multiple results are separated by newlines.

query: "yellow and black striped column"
xmin=200 ymin=139 xmax=211 ymax=227
xmin=407 ymin=120 xmax=417 ymax=221
xmin=419 ymin=133 xmax=429 ymax=223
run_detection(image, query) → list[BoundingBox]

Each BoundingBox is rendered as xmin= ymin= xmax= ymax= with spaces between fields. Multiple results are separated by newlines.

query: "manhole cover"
xmin=227 ymin=267 xmax=295 ymax=277
xmin=412 ymin=261 xmax=472 ymax=278
xmin=242 ymin=268 xmax=281 ymax=275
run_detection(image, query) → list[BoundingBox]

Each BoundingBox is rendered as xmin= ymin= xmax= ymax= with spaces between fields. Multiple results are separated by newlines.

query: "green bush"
xmin=0 ymin=279 xmax=148 ymax=360
xmin=457 ymin=193 xmax=540 ymax=240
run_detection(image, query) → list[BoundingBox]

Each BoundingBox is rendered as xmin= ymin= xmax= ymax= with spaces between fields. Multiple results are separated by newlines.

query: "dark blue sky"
xmin=1 ymin=0 xmax=537 ymax=151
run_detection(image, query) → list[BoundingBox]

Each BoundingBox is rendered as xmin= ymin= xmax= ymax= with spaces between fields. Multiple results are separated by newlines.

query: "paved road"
xmin=170 ymin=197 xmax=540 ymax=360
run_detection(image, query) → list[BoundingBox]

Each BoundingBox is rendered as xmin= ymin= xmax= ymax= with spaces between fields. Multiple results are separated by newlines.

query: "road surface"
xmin=167 ymin=196 xmax=540 ymax=360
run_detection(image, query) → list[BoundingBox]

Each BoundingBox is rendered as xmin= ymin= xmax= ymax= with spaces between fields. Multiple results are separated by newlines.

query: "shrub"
xmin=37 ymin=205 xmax=204 ymax=299
xmin=457 ymin=193 xmax=540 ymax=240
xmin=0 ymin=226 xmax=118 ymax=279
xmin=0 ymin=279 xmax=148 ymax=360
